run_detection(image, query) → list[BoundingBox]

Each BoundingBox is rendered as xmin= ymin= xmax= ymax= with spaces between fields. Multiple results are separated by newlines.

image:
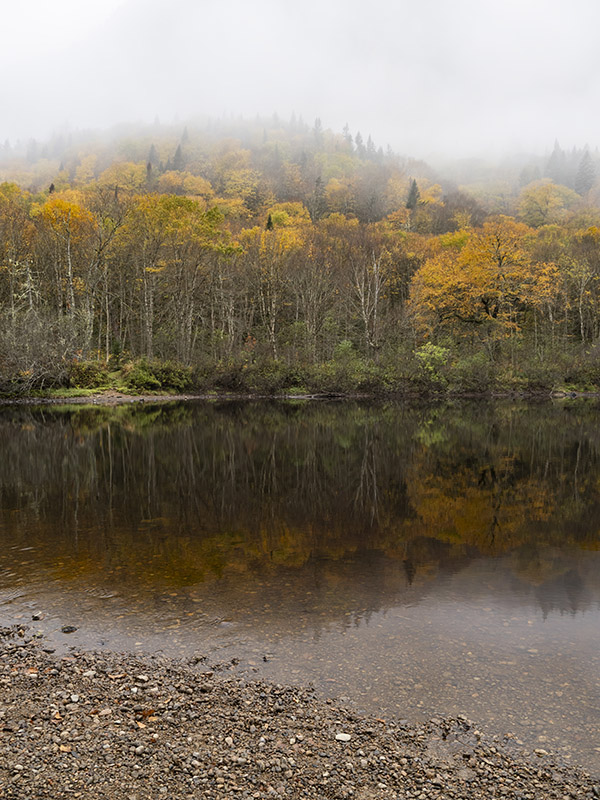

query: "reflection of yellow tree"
xmin=400 ymin=457 xmax=555 ymax=557
xmin=2 ymin=403 xmax=600 ymax=595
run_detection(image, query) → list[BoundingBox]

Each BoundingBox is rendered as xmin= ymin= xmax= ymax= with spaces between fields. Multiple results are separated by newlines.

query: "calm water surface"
xmin=0 ymin=399 xmax=599 ymax=773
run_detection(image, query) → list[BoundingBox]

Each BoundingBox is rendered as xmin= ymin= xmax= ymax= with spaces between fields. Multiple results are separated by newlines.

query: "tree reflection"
xmin=0 ymin=400 xmax=599 ymax=616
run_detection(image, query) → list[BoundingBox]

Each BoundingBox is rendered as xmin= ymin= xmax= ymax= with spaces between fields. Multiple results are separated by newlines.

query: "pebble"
xmin=0 ymin=625 xmax=597 ymax=800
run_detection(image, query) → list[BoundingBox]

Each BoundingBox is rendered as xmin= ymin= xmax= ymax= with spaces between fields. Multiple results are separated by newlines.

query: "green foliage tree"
xmin=575 ymin=150 xmax=596 ymax=195
xmin=406 ymin=179 xmax=420 ymax=210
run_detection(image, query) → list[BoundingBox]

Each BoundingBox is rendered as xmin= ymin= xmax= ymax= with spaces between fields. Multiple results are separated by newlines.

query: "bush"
xmin=122 ymin=360 xmax=162 ymax=392
xmin=246 ymin=361 xmax=308 ymax=394
xmin=121 ymin=359 xmax=194 ymax=393
xmin=68 ymin=360 xmax=110 ymax=389
xmin=414 ymin=342 xmax=449 ymax=389
xmin=563 ymin=345 xmax=600 ymax=389
xmin=447 ymin=352 xmax=496 ymax=393
xmin=150 ymin=361 xmax=193 ymax=392
xmin=212 ymin=362 xmax=250 ymax=392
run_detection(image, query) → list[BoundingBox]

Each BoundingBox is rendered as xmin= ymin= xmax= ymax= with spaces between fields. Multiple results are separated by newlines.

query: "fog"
xmin=2 ymin=0 xmax=599 ymax=159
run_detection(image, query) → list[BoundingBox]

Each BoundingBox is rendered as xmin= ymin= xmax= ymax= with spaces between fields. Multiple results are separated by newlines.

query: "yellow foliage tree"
xmin=409 ymin=216 xmax=561 ymax=350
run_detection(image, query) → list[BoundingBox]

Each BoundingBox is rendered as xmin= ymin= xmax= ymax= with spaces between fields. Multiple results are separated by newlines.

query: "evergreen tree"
xmin=354 ymin=132 xmax=366 ymax=159
xmin=406 ymin=179 xmax=420 ymax=210
xmin=366 ymin=135 xmax=376 ymax=160
xmin=172 ymin=144 xmax=184 ymax=171
xmin=545 ymin=140 xmax=568 ymax=186
xmin=313 ymin=117 xmax=323 ymax=147
xmin=244 ymin=185 xmax=262 ymax=215
xmin=148 ymin=144 xmax=159 ymax=166
xmin=575 ymin=150 xmax=596 ymax=195
xmin=265 ymin=213 xmax=273 ymax=230
xmin=342 ymin=123 xmax=353 ymax=149
xmin=519 ymin=165 xmax=541 ymax=187
xmin=309 ymin=176 xmax=327 ymax=221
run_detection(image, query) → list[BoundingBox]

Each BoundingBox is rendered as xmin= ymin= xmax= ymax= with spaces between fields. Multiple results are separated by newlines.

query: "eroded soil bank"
xmin=0 ymin=627 xmax=598 ymax=799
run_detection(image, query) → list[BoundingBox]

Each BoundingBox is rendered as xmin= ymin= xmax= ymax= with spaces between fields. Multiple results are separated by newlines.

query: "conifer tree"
xmin=406 ymin=179 xmax=420 ymax=210
xmin=148 ymin=144 xmax=159 ymax=166
xmin=343 ymin=123 xmax=353 ymax=149
xmin=366 ymin=135 xmax=376 ymax=160
xmin=309 ymin=176 xmax=327 ymax=221
xmin=354 ymin=132 xmax=366 ymax=159
xmin=173 ymin=144 xmax=184 ymax=172
xmin=313 ymin=118 xmax=323 ymax=147
xmin=575 ymin=150 xmax=596 ymax=195
xmin=545 ymin=140 xmax=568 ymax=186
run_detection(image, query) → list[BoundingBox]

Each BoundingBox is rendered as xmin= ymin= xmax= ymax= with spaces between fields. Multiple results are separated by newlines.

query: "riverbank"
xmin=0 ymin=627 xmax=597 ymax=799
xmin=0 ymin=387 xmax=598 ymax=408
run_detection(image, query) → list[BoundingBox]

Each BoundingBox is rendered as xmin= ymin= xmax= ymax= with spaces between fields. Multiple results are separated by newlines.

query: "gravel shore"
xmin=0 ymin=626 xmax=598 ymax=799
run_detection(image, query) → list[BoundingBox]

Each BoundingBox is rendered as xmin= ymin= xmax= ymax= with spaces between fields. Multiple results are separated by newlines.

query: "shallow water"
xmin=0 ymin=399 xmax=599 ymax=772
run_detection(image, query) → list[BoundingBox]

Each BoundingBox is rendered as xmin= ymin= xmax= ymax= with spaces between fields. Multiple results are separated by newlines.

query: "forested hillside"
xmin=1 ymin=117 xmax=599 ymax=395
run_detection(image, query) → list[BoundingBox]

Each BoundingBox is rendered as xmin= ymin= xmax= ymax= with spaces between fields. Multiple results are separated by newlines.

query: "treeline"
xmin=1 ymin=118 xmax=600 ymax=395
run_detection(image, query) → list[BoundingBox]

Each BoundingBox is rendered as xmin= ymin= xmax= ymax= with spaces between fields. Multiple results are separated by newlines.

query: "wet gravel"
xmin=0 ymin=627 xmax=598 ymax=799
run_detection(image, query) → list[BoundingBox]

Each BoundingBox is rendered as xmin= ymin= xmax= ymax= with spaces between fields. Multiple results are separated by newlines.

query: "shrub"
xmin=246 ymin=361 xmax=308 ymax=394
xmin=150 ymin=361 xmax=193 ymax=392
xmin=122 ymin=360 xmax=162 ymax=392
xmin=414 ymin=342 xmax=449 ymax=389
xmin=447 ymin=352 xmax=496 ymax=393
xmin=68 ymin=360 xmax=110 ymax=389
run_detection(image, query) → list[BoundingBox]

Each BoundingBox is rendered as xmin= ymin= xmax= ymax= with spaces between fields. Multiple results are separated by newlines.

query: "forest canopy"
xmin=1 ymin=117 xmax=599 ymax=395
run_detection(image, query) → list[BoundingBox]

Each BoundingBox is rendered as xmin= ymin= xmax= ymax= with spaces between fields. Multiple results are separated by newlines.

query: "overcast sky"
xmin=2 ymin=0 xmax=599 ymax=158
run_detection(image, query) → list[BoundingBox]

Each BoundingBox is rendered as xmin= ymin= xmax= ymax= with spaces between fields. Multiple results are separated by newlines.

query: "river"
xmin=0 ymin=399 xmax=598 ymax=772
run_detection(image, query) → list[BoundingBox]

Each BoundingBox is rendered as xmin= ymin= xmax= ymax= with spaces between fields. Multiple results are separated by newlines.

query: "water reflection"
xmin=0 ymin=399 xmax=599 ymax=772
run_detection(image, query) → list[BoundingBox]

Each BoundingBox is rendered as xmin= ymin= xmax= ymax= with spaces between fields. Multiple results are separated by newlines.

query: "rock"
xmin=61 ymin=625 xmax=77 ymax=634
xmin=0 ymin=626 xmax=596 ymax=800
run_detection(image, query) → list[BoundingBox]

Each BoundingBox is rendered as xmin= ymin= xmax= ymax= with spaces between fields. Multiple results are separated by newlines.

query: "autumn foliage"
xmin=0 ymin=118 xmax=599 ymax=394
